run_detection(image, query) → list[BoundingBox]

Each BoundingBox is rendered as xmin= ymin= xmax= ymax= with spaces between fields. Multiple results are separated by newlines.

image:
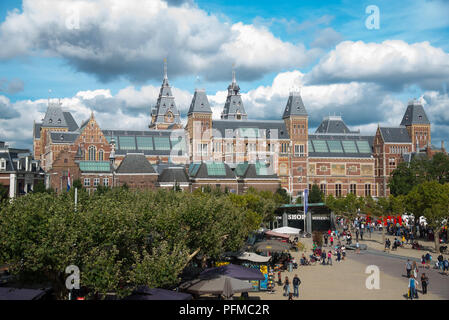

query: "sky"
xmin=0 ymin=0 xmax=449 ymax=149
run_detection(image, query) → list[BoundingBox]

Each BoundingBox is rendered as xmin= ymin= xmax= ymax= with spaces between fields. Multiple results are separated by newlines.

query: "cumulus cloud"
xmin=311 ymin=28 xmax=343 ymax=49
xmin=0 ymin=0 xmax=319 ymax=83
xmin=0 ymin=78 xmax=24 ymax=94
xmin=0 ymin=96 xmax=21 ymax=119
xmin=205 ymin=70 xmax=403 ymax=130
xmin=305 ymin=40 xmax=449 ymax=91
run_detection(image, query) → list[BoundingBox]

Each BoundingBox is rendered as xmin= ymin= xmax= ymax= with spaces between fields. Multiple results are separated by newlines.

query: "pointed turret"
xmin=187 ymin=89 xmax=212 ymax=116
xmin=149 ymin=59 xmax=182 ymax=130
xmin=221 ymin=67 xmax=247 ymax=120
xmin=282 ymin=91 xmax=307 ymax=119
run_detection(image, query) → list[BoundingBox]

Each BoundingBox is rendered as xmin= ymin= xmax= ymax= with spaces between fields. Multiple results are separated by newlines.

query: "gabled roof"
xmin=235 ymin=162 xmax=279 ymax=179
xmin=188 ymin=162 xmax=236 ymax=179
xmin=63 ymin=112 xmax=79 ymax=131
xmin=116 ymin=153 xmax=157 ymax=174
xmin=379 ymin=127 xmax=411 ymax=143
xmin=282 ymin=92 xmax=307 ymax=119
xmin=315 ymin=116 xmax=358 ymax=134
xmin=400 ymin=100 xmax=430 ymax=126
xmin=187 ymin=89 xmax=212 ymax=115
xmin=158 ymin=167 xmax=190 ymax=183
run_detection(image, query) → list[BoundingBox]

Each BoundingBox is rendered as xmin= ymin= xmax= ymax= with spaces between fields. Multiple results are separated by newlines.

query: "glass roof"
xmin=118 ymin=136 xmax=136 ymax=150
xmin=312 ymin=140 xmax=329 ymax=153
xmin=356 ymin=140 xmax=371 ymax=153
xmin=154 ymin=137 xmax=171 ymax=150
xmin=79 ymin=161 xmax=111 ymax=172
xmin=341 ymin=140 xmax=358 ymax=153
xmin=189 ymin=163 xmax=201 ymax=176
xmin=308 ymin=140 xmax=314 ymax=153
xmin=327 ymin=140 xmax=343 ymax=153
xmin=206 ymin=162 xmax=226 ymax=176
xmin=136 ymin=136 xmax=153 ymax=151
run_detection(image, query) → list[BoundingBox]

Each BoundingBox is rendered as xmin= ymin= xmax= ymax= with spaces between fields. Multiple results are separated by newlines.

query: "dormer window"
xmin=0 ymin=158 xmax=6 ymax=170
xmin=49 ymin=119 xmax=53 ymax=123
xmin=57 ymin=119 xmax=61 ymax=124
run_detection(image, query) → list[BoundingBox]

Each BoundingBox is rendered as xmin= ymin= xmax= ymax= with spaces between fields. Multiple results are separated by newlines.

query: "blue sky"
xmin=1 ymin=0 xmax=449 ymax=149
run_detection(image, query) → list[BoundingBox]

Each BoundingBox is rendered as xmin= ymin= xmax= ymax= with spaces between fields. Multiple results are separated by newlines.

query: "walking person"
xmin=406 ymin=259 xmax=412 ymax=278
xmin=330 ymin=235 xmax=334 ymax=247
xmin=283 ymin=276 xmax=290 ymax=298
xmin=420 ymin=273 xmax=428 ymax=295
xmin=292 ymin=274 xmax=301 ymax=298
xmin=336 ymin=249 xmax=341 ymax=262
xmin=408 ymin=275 xmax=417 ymax=300
xmin=443 ymin=257 xmax=449 ymax=275
xmin=327 ymin=250 xmax=332 ymax=266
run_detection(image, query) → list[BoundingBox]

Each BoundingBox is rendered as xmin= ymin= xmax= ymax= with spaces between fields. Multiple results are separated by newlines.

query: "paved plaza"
xmin=253 ymin=233 xmax=449 ymax=300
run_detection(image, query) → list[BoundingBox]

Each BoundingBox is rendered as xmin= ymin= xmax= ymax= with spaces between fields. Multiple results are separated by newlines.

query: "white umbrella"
xmin=236 ymin=252 xmax=272 ymax=263
xmin=272 ymin=226 xmax=301 ymax=235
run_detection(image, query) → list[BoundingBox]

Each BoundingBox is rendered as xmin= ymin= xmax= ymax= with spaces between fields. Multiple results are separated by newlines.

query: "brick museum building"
xmin=30 ymin=63 xmax=445 ymax=198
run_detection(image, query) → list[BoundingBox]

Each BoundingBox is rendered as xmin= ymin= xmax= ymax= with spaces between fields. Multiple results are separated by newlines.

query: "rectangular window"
xmin=350 ymin=184 xmax=357 ymax=194
xmin=226 ymin=143 xmax=234 ymax=153
xmin=94 ymin=178 xmax=100 ymax=187
xmin=103 ymin=178 xmax=109 ymax=187
xmin=294 ymin=144 xmax=305 ymax=157
xmin=197 ymin=143 xmax=208 ymax=156
xmin=320 ymin=184 xmax=327 ymax=195
xmin=335 ymin=184 xmax=342 ymax=197
xmin=84 ymin=178 xmax=90 ymax=187
xmin=365 ymin=184 xmax=371 ymax=197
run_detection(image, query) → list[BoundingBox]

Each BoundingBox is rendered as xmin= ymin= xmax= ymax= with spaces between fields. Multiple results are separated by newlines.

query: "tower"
xmin=186 ymin=88 xmax=213 ymax=162
xmin=400 ymin=99 xmax=431 ymax=151
xmin=282 ymin=90 xmax=309 ymax=198
xmin=149 ymin=59 xmax=182 ymax=130
xmin=221 ymin=66 xmax=247 ymax=120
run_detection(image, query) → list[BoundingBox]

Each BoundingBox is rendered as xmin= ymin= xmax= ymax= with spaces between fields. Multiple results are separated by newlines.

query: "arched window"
xmin=98 ymin=149 xmax=104 ymax=161
xmin=88 ymin=146 xmax=96 ymax=161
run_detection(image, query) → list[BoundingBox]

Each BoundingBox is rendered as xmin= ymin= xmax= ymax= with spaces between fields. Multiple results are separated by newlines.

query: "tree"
xmin=406 ymin=181 xmax=449 ymax=253
xmin=0 ymin=188 xmax=269 ymax=299
xmin=0 ymin=183 xmax=8 ymax=202
xmin=274 ymin=187 xmax=290 ymax=205
xmin=308 ymin=184 xmax=323 ymax=203
xmin=72 ymin=179 xmax=83 ymax=189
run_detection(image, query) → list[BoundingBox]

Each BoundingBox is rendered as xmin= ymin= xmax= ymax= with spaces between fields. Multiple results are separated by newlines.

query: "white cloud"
xmin=0 ymin=0 xmax=319 ymax=82
xmin=306 ymin=40 xmax=449 ymax=91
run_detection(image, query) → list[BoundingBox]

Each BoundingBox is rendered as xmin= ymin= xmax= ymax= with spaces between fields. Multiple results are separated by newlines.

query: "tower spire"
xmin=163 ymin=58 xmax=168 ymax=81
xmin=232 ymin=63 xmax=236 ymax=84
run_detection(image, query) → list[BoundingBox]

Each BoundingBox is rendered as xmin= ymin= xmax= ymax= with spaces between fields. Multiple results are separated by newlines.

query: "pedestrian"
xmin=324 ymin=234 xmax=328 ymax=247
xmin=425 ymin=252 xmax=432 ymax=269
xmin=420 ymin=273 xmax=428 ymax=294
xmin=412 ymin=261 xmax=418 ymax=279
xmin=408 ymin=275 xmax=417 ymax=300
xmin=321 ymin=250 xmax=327 ymax=265
xmin=330 ymin=235 xmax=334 ymax=247
xmin=421 ymin=255 xmax=426 ymax=268
xmin=327 ymin=250 xmax=332 ymax=265
xmin=283 ymin=276 xmax=290 ymax=297
xmin=277 ymin=270 xmax=282 ymax=285
xmin=437 ymin=254 xmax=444 ymax=271
xmin=292 ymin=274 xmax=301 ymax=298
xmin=443 ymin=257 xmax=449 ymax=275
xmin=356 ymin=242 xmax=360 ymax=254
xmin=336 ymin=249 xmax=341 ymax=262
xmin=406 ymin=259 xmax=412 ymax=278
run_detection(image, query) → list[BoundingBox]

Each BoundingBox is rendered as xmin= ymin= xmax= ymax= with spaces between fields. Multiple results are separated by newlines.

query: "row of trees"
xmin=389 ymin=152 xmax=449 ymax=196
xmin=324 ymin=182 xmax=449 ymax=253
xmin=0 ymin=186 xmax=282 ymax=299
